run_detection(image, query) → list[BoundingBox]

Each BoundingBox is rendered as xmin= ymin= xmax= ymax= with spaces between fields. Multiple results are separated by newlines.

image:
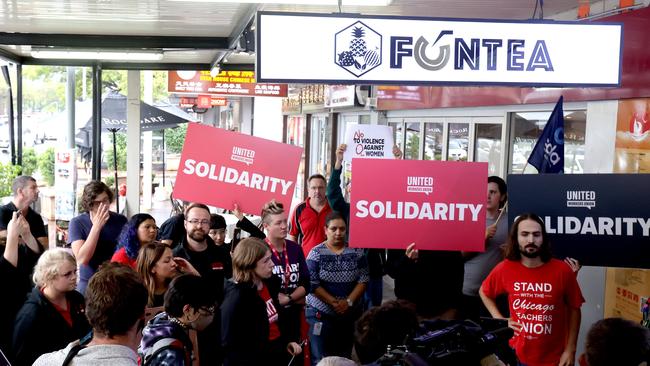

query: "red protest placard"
xmin=173 ymin=123 xmax=303 ymax=214
xmin=349 ymin=159 xmax=487 ymax=251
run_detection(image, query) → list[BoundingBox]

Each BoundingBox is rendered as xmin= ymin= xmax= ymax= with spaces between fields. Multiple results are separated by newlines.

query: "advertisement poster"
xmin=508 ymin=174 xmax=650 ymax=268
xmin=604 ymin=268 xmax=649 ymax=323
xmin=613 ymin=98 xmax=650 ymax=173
xmin=349 ymin=159 xmax=486 ymax=251
xmin=343 ymin=124 xmax=394 ymax=162
xmin=168 ymin=70 xmax=288 ymax=97
xmin=54 ymin=149 xmax=77 ymax=221
xmin=173 ymin=124 xmax=303 ymax=214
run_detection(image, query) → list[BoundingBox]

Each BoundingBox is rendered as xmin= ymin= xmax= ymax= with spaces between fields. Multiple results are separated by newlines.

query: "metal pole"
xmin=16 ymin=65 xmax=23 ymax=167
xmin=162 ymin=129 xmax=166 ymax=187
xmin=91 ymin=64 xmax=102 ymax=181
xmin=2 ymin=66 xmax=16 ymax=165
xmin=109 ymin=128 xmax=119 ymax=213
xmin=66 ymin=67 xmax=75 ymax=149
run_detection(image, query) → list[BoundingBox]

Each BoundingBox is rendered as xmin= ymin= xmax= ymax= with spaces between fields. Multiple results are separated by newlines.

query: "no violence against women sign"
xmin=349 ymin=159 xmax=487 ymax=251
xmin=173 ymin=123 xmax=303 ymax=214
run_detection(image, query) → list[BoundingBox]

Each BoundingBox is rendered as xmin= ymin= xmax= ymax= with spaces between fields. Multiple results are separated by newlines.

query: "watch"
xmin=346 ymin=298 xmax=353 ymax=307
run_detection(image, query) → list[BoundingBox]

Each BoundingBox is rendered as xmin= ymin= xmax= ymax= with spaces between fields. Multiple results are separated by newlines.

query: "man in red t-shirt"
xmin=288 ymin=174 xmax=332 ymax=257
xmin=480 ymin=213 xmax=584 ymax=366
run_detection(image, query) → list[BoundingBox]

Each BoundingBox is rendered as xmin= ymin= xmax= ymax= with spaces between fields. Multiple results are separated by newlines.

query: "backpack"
xmin=141 ymin=337 xmax=191 ymax=366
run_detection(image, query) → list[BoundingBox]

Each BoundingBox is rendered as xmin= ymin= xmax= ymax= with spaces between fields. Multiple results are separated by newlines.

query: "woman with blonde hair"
xmin=136 ymin=241 xmax=198 ymax=307
xmin=221 ymin=237 xmax=302 ymax=366
xmin=12 ymin=248 xmax=90 ymax=365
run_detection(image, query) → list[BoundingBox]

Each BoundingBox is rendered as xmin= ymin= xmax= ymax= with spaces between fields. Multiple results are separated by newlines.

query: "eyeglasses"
xmin=198 ymin=306 xmax=216 ymax=315
xmin=186 ymin=219 xmax=210 ymax=226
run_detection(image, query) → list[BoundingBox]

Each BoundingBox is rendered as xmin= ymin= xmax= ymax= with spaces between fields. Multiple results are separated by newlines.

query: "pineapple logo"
xmin=335 ymin=21 xmax=382 ymax=77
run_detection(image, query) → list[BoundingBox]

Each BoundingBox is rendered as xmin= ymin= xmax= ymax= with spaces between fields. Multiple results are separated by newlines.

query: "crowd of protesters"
xmin=0 ymin=144 xmax=649 ymax=366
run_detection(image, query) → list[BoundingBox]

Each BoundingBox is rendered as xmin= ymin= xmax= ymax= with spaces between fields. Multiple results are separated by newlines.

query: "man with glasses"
xmin=288 ymin=174 xmax=332 ymax=257
xmin=172 ymin=203 xmax=231 ymax=365
xmin=172 ymin=203 xmax=232 ymax=299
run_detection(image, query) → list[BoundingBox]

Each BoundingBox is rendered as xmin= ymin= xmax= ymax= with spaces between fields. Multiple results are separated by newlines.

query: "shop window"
xmin=287 ymin=116 xmax=305 ymax=200
xmin=389 ymin=121 xmax=404 ymax=152
xmin=405 ymin=122 xmax=421 ymax=160
xmin=474 ymin=124 xmax=502 ymax=176
xmin=424 ymin=123 xmax=443 ymax=161
xmin=311 ymin=115 xmax=331 ymax=178
xmin=447 ymin=123 xmax=469 ymax=161
xmin=509 ymin=110 xmax=586 ymax=174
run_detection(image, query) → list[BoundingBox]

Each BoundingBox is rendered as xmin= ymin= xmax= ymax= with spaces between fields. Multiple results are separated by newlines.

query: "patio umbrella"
xmin=75 ymin=90 xmax=195 ymax=208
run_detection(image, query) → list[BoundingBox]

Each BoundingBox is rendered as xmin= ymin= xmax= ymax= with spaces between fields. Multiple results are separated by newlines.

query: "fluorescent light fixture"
xmin=31 ymin=49 xmax=164 ymax=61
xmin=168 ymin=0 xmax=392 ymax=5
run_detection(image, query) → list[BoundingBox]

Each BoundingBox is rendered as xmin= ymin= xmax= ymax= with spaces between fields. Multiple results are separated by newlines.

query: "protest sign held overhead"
xmin=343 ymin=124 xmax=395 ymax=161
xmin=173 ymin=123 xmax=303 ymax=214
xmin=349 ymin=159 xmax=487 ymax=251
xmin=508 ymin=174 xmax=650 ymax=268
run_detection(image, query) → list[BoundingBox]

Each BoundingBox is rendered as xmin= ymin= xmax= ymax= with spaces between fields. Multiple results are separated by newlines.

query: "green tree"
xmin=105 ymin=133 xmax=127 ymax=171
xmin=0 ymin=163 xmax=22 ymax=197
xmin=21 ymin=147 xmax=38 ymax=176
xmin=165 ymin=124 xmax=188 ymax=154
xmin=37 ymin=148 xmax=55 ymax=186
xmin=406 ymin=134 xmax=420 ymax=160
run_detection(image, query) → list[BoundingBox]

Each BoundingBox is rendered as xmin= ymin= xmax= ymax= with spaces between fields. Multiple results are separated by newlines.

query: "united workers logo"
xmin=406 ymin=176 xmax=434 ymax=195
xmin=566 ymin=190 xmax=596 ymax=210
xmin=335 ymin=21 xmax=382 ymax=77
xmin=543 ymin=127 xmax=564 ymax=166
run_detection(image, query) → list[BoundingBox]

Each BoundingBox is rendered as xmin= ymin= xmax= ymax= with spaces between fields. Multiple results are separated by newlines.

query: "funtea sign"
xmin=257 ymin=12 xmax=622 ymax=87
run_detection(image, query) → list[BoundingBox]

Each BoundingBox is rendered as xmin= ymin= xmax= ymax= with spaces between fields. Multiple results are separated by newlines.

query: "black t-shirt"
xmin=173 ymin=236 xmax=232 ymax=302
xmin=158 ymin=214 xmax=186 ymax=247
xmin=0 ymin=202 xmax=47 ymax=240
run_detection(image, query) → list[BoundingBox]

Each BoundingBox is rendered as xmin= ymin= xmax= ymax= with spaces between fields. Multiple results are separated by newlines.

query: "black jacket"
xmin=386 ymin=249 xmax=464 ymax=318
xmin=12 ymin=287 xmax=90 ymax=366
xmin=221 ymin=276 xmax=284 ymax=366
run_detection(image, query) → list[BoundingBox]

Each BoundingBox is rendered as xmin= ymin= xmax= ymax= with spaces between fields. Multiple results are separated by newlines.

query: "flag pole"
xmin=495 ymin=201 xmax=508 ymax=225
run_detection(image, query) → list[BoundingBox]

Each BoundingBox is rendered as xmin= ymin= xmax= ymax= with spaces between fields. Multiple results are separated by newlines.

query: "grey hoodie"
xmin=32 ymin=340 xmax=137 ymax=366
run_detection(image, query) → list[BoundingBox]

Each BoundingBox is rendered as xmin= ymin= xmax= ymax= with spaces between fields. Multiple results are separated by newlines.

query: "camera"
xmin=371 ymin=319 xmax=514 ymax=366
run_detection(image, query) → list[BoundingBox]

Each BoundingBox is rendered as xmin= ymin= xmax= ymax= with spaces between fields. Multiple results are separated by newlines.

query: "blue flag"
xmin=527 ymin=96 xmax=564 ymax=173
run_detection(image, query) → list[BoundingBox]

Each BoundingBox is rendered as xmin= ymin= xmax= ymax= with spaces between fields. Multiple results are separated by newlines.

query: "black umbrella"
xmin=75 ymin=91 xmax=194 ymax=207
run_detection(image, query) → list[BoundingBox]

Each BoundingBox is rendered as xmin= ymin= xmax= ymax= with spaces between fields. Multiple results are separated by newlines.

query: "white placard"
xmin=257 ymin=12 xmax=622 ymax=87
xmin=343 ymin=124 xmax=394 ymax=161
xmin=325 ymin=85 xmax=356 ymax=107
xmin=54 ymin=149 xmax=77 ymax=221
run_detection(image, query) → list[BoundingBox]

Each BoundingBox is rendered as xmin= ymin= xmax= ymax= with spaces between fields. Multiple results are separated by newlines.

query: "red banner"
xmin=349 ymin=159 xmax=487 ymax=251
xmin=173 ymin=124 xmax=303 ymax=214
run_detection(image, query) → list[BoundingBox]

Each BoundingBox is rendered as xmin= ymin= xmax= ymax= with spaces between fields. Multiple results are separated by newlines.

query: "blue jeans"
xmin=364 ymin=277 xmax=383 ymax=310
xmin=305 ymin=306 xmax=357 ymax=366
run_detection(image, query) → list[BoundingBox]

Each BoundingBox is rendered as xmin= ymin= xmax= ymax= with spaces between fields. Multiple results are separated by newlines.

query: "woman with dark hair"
xmin=306 ymin=211 xmax=369 ymax=365
xmin=221 ymin=237 xmax=302 ymax=366
xmin=136 ymin=242 xmax=198 ymax=307
xmin=12 ymin=249 xmax=91 ymax=365
xmin=112 ymin=213 xmax=158 ymax=268
xmin=68 ymin=180 xmax=127 ymax=294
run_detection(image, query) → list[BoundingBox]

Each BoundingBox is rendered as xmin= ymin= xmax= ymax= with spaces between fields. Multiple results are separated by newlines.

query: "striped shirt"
xmin=306 ymin=242 xmax=369 ymax=315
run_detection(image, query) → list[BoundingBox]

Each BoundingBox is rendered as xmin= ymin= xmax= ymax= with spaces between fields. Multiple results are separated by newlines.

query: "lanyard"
xmin=265 ymin=238 xmax=291 ymax=291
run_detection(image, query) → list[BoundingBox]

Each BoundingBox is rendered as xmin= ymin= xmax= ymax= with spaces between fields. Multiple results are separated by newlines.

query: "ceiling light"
xmin=31 ymin=49 xmax=164 ymax=61
xmin=168 ymin=0 xmax=392 ymax=5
